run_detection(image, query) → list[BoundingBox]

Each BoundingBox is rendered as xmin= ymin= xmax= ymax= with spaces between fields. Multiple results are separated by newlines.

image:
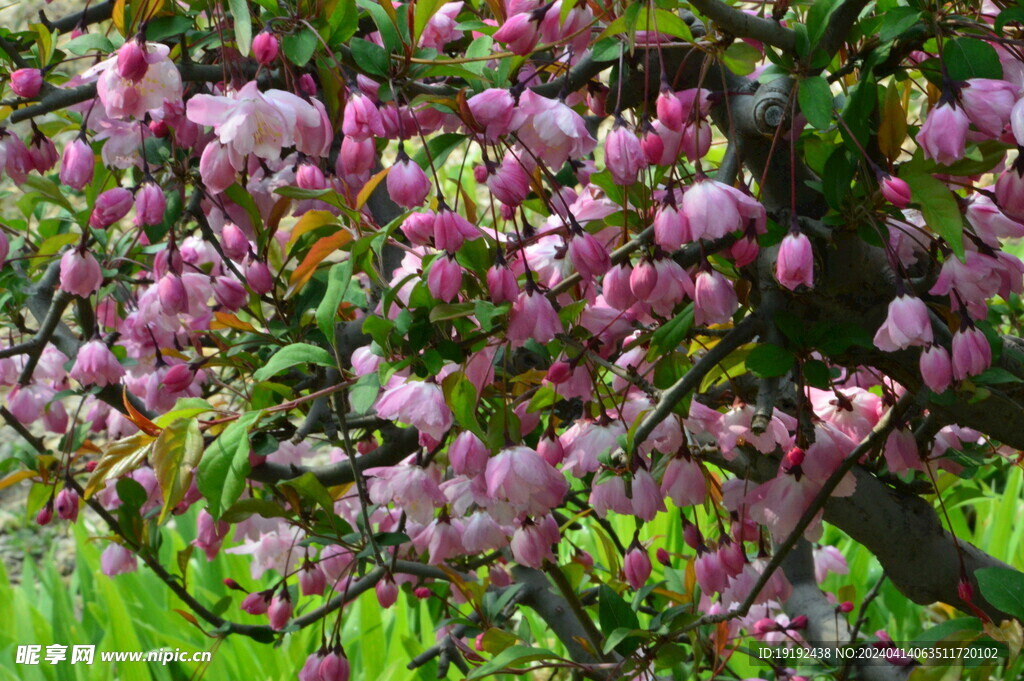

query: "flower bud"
xmin=296 ymin=163 xmax=327 ymax=190
xmin=268 ymin=593 xmax=292 ymax=630
xmin=246 ymin=259 xmax=274 ymax=295
xmin=214 ymin=276 xmax=248 ymax=310
xmin=241 ymin=591 xmax=271 ymax=615
xmin=134 ymin=183 xmax=166 ymax=227
xmin=486 ymin=264 xmax=518 ymax=304
xmin=116 ymin=41 xmax=149 ymax=82
xmin=413 ymin=586 xmax=431 ymax=599
xmin=36 ymin=503 xmax=53 ymax=526
xmin=157 ymin=274 xmax=189 ymax=315
xmin=220 ymin=223 xmax=250 ymax=262
xmin=880 ymin=174 xmax=911 ymax=208
xmin=545 ymin=361 xmax=573 ymax=385
xmin=60 ymin=138 xmax=94 ymax=190
xmin=623 ymin=547 xmax=652 ymax=590
xmin=252 ymin=31 xmax=280 ymax=65
xmin=386 ymin=157 xmax=431 ymax=208
xmin=10 ymin=68 xmax=42 ymax=98
xmin=376 ymin=579 xmax=399 ymax=608
xmin=60 ymin=249 xmax=103 ymax=297
xmin=163 ymin=364 xmax=195 ymax=393
xmin=90 ymin=187 xmax=134 ymax=228
xmin=656 ymin=547 xmax=671 ymax=566
xmin=299 ymin=564 xmax=326 ymax=596
xmin=55 ymin=487 xmax=79 ymax=522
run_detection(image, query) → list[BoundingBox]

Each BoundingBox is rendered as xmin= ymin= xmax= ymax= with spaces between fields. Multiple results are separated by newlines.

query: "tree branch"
xmin=689 ymin=0 xmax=795 ymax=51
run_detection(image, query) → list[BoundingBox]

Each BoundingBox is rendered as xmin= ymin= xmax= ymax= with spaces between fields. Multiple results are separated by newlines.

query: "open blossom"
xmin=873 ymin=294 xmax=933 ymax=351
xmin=342 ymin=92 xmax=385 ymax=141
xmin=510 ymin=516 xmax=559 ymax=568
xmin=467 ymin=89 xmax=522 ymax=139
xmin=100 ymin=543 xmax=137 ymax=576
xmin=683 ymin=178 xmax=765 ymax=240
xmin=515 ymin=90 xmax=596 ymax=169
xmin=70 ymin=340 xmax=124 ymax=387
xmin=88 ymin=43 xmax=182 ymax=119
xmin=484 ymin=446 xmax=568 ymax=515
xmin=375 ymin=379 xmax=453 ymax=441
xmin=508 ymin=290 xmax=563 ymax=344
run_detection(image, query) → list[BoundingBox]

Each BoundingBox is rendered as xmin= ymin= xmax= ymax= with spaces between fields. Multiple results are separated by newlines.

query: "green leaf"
xmin=901 ymin=170 xmax=965 ymax=258
xmin=878 ymin=7 xmax=922 ymax=42
xmin=802 ymin=359 xmax=832 ymax=389
xmin=943 ymin=37 xmax=1002 ymax=81
xmin=976 ymin=567 xmax=1024 ymax=621
xmin=318 ymin=261 xmax=353 ymax=340
xmin=466 ymin=646 xmax=559 ymax=680
xmin=349 ymin=372 xmax=380 ymax=415
xmin=150 ymin=418 xmax=203 ymax=524
xmin=283 ymin=27 xmax=318 ymax=67
xmin=281 ymin=472 xmax=336 ymax=515
xmin=350 ymin=37 xmax=389 ymax=77
xmin=972 ymin=368 xmax=1023 ymax=386
xmin=64 ymin=33 xmax=115 ymax=56
xmin=411 ymin=133 xmax=465 ymax=170
xmin=442 ymin=372 xmax=483 ymax=437
xmin=153 ymin=398 xmax=215 ymax=428
xmin=228 ymin=0 xmax=252 ymax=57
xmin=649 ymin=304 xmax=694 ymax=359
xmin=799 ymin=76 xmax=833 ymax=130
xmin=414 ymin=0 xmax=447 ymax=44
xmin=429 ymin=302 xmax=475 ymax=323
xmin=197 ymin=411 xmax=262 ymax=518
xmin=598 ymin=585 xmax=641 ymax=653
xmin=996 ymin=6 xmax=1024 ymax=34
xmin=253 ymin=343 xmax=336 ymax=382
xmin=146 ymin=15 xmax=194 ymax=41
xmin=591 ymin=37 xmax=622 ymax=62
xmin=746 ymin=344 xmax=795 ymax=378
xmin=328 ymin=0 xmax=359 ymax=43
xmin=722 ymin=42 xmax=762 ymax=76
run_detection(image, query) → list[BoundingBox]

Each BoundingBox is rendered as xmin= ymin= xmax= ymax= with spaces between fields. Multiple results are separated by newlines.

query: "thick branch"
xmin=689 ymin=0 xmax=795 ymax=51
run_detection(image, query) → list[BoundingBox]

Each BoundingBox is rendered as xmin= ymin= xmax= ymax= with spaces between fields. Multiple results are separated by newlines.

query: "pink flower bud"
xmin=449 ymin=431 xmax=489 ymax=476
xmin=508 ymin=290 xmax=562 ymax=345
xmin=376 ymin=579 xmax=399 ymax=608
xmin=683 ymin=523 xmax=702 ymax=550
xmin=28 ymin=135 xmax=58 ymax=172
xmin=134 ymin=183 xmax=166 ymax=227
xmin=776 ymin=231 xmax=814 ymax=290
xmin=653 ymin=204 xmax=690 ymax=250
xmin=0 ymin=230 xmax=9 ymax=269
xmin=55 ymin=487 xmax=79 ymax=522
xmin=318 ymin=651 xmax=351 ymax=681
xmin=602 ymin=262 xmax=636 ymax=310
xmin=59 ymin=138 xmax=93 ymax=189
xmin=162 ymin=364 xmax=195 ymax=393
xmin=693 ymin=269 xmax=738 ymax=326
xmin=467 ymin=89 xmax=519 ymax=139
xmin=880 ymin=174 xmax=911 ymax=208
xmin=656 ymin=547 xmax=671 ymax=566
xmin=246 ymin=259 xmax=274 ymax=295
xmin=90 ymin=187 xmax=133 ymax=228
xmin=433 ymin=208 xmax=479 ymax=251
xmin=214 ymin=275 xmax=248 ymax=310
xmin=958 ymin=578 xmax=974 ymax=603
xmin=623 ymin=547 xmax=652 ymax=590
xmin=918 ymin=101 xmax=969 ymax=166
xmin=158 ymin=274 xmax=189 ymax=314
xmin=839 ymin=601 xmax=854 ymax=613
xmin=427 ymin=254 xmax=462 ymax=302
xmin=60 ymin=249 xmax=103 ymax=297
xmin=299 ymin=564 xmax=326 ymax=596
xmin=241 ymin=591 xmax=271 ymax=615
xmin=296 ymin=163 xmax=327 ymax=190
xmin=657 ymin=89 xmax=685 ymax=131
xmin=342 ymin=93 xmax=385 ymax=141
xmin=782 ymin=446 xmax=806 ymax=471
xmin=951 ymin=326 xmax=991 ymax=381
xmin=729 ymin=235 xmax=760 ymax=267
xmin=630 ymin=260 xmax=659 ymax=301
xmin=337 ymin=136 xmax=376 ymax=176
xmin=537 ymin=434 xmax=565 ymax=466
xmin=641 ymin=129 xmax=665 ymax=165
xmin=116 ymin=41 xmax=149 ymax=82
xmin=492 ymin=12 xmax=542 ymax=55
xmin=545 ymin=361 xmax=573 ymax=384
xmin=486 ymin=264 xmax=518 ymax=304
xmin=268 ymin=594 xmax=292 ymax=630
xmin=101 ymin=543 xmax=137 ymax=576
xmin=605 ymin=123 xmax=647 ymax=186
xmin=36 ymin=504 xmax=53 ymax=526
xmin=789 ymin=615 xmax=809 ymax=630
xmin=70 ymin=339 xmax=124 ymax=387
xmin=753 ymin=618 xmax=778 ymax=635
xmin=199 ymin=142 xmax=236 ymax=194
xmin=10 ymin=68 xmax=42 ymax=98
xmin=221 ymin=223 xmax=250 ymax=262
xmin=252 ymin=31 xmax=280 ymax=65
xmin=568 ymin=231 xmax=611 ymax=280
xmin=414 ymin=586 xmax=431 ymax=599
xmin=486 ymin=156 xmax=532 ymax=206
xmin=920 ymin=344 xmax=953 ymax=394
xmin=149 ymin=119 xmax=169 ymax=137
xmin=387 ymin=157 xmax=431 ymax=208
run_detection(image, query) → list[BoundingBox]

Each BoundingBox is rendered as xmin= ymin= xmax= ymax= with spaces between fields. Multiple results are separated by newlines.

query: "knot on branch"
xmin=751 ymin=77 xmax=793 ymax=136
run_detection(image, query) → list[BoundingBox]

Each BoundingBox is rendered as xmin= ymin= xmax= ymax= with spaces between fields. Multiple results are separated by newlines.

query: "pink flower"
xmin=387 ymin=156 xmax=430 ymax=208
xmin=402 ymin=212 xmax=435 ymax=246
xmin=101 ymin=543 xmax=137 ymax=576
xmin=192 ymin=509 xmax=229 ymax=559
xmin=920 ymin=344 xmax=953 ymax=393
xmin=449 ymin=431 xmax=489 ymax=477
xmin=10 ymin=68 xmax=42 ymax=98
xmin=375 ymin=380 xmax=453 ymax=441
xmin=317 ymin=651 xmax=351 ymax=681
xmin=966 ymin=195 xmax=1024 ymax=246
xmin=624 ymin=547 xmax=652 ymax=589
xmin=567 ymin=230 xmax=611 ymax=280
xmin=433 ymin=207 xmax=479 ymax=251
xmin=492 ymin=12 xmax=542 ymax=55
xmin=1012 ymin=97 xmax=1024 ymax=147
xmin=657 ymin=88 xmax=685 ymax=131
xmin=467 ymin=88 xmax=522 ymax=139
xmin=116 ymin=40 xmax=149 ymax=82
xmin=951 ymin=326 xmax=991 ymax=380
xmin=158 ymin=274 xmax=188 ymax=314
xmin=776 ymin=231 xmax=813 ymax=290
xmin=56 ymin=487 xmax=79 ymax=522
xmin=268 ymin=593 xmax=292 ymax=630
xmin=602 ymin=262 xmax=636 ymax=310
xmin=296 ymin=163 xmax=326 ymax=190
xmin=487 ymin=264 xmax=519 ymax=304
xmin=376 ymin=578 xmax=399 ymax=608
xmin=515 ymin=91 xmax=597 ymax=169
xmin=486 ymin=154 xmax=532 ymax=206
xmin=60 ymin=138 xmax=94 ymax=190
xmin=485 ymin=446 xmax=568 ymax=515
xmin=337 ymin=136 xmax=376 ymax=176
xmin=510 ymin=516 xmax=559 ymax=568
xmin=683 ymin=178 xmax=765 ymax=240
xmin=252 ymin=31 xmax=280 ymax=65
xmin=873 ymin=294 xmax=933 ymax=351
xmin=187 ymin=82 xmax=292 ymax=160
xmin=880 ymin=174 xmax=911 ymax=208
xmin=134 ymin=183 xmax=166 ymax=227
xmin=198 ymin=142 xmax=236 ymax=194
xmin=246 ymin=259 xmax=274 ymax=294
xmin=605 ymin=122 xmax=647 ymax=185
xmin=89 ymin=42 xmax=182 ymax=119
xmin=661 ymin=456 xmax=707 ymax=507
xmin=654 ymin=203 xmax=690 ymax=250
xmin=89 ymin=187 xmax=133 ymax=228
xmin=917 ymin=101 xmax=969 ymax=165
xmin=298 ymin=563 xmax=326 ymax=595
xmin=427 ymin=254 xmax=462 ymax=302
xmin=241 ymin=592 xmax=271 ymax=615
xmin=508 ymin=290 xmax=563 ymax=344
xmin=462 ymin=511 xmax=508 ymax=552
xmin=412 ymin=518 xmax=464 ymax=564
xmin=630 ymin=259 xmax=659 ymax=301
xmin=959 ymin=78 xmax=1017 ymax=137
xmin=693 ymin=269 xmax=738 ymax=326
xmin=341 ymin=92 xmax=385 ymax=141
xmin=420 ymin=2 xmax=464 ymax=50
xmin=70 ymin=340 xmax=124 ymax=387
xmin=0 ymin=230 xmax=7 ymax=269
xmin=162 ymin=364 xmax=195 ymax=392
xmin=60 ymin=249 xmax=103 ymax=297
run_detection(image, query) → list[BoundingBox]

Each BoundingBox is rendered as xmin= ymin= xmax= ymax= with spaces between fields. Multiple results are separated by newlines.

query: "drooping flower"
xmin=60 ymin=248 xmax=103 ymax=297
xmin=917 ymin=100 xmax=969 ymax=166
xmin=70 ymin=340 xmax=124 ymax=387
xmin=920 ymin=344 xmax=953 ymax=393
xmin=484 ymin=446 xmax=568 ymax=515
xmin=515 ymin=90 xmax=597 ymax=169
xmin=89 ymin=43 xmax=183 ymax=119
xmin=951 ymin=326 xmax=991 ymax=381
xmin=873 ymin=294 xmax=933 ymax=352
xmin=605 ymin=121 xmax=647 ymax=185
xmin=776 ymin=231 xmax=814 ymax=290
xmin=375 ymin=379 xmax=453 ymax=441
xmin=252 ymin=31 xmax=280 ymax=65
xmin=508 ymin=290 xmax=563 ymax=344
xmin=624 ymin=547 xmax=653 ymax=590
xmin=387 ymin=154 xmax=430 ymax=208
xmin=59 ymin=138 xmax=94 ymax=190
